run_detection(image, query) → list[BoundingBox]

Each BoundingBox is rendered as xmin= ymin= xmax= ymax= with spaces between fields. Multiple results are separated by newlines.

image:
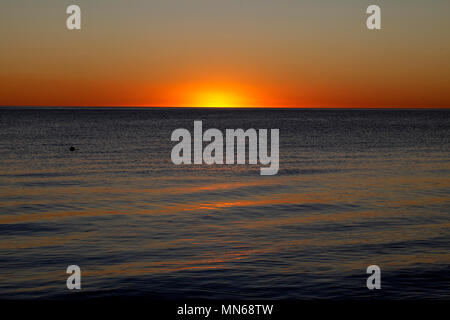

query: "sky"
xmin=1 ymin=0 xmax=450 ymax=108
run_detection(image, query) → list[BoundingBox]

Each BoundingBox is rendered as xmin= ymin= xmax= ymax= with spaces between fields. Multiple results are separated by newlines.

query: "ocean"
xmin=0 ymin=107 xmax=449 ymax=299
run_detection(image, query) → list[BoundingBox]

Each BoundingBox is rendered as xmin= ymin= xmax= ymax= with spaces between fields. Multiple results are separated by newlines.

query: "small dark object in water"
xmin=70 ymin=146 xmax=76 ymax=152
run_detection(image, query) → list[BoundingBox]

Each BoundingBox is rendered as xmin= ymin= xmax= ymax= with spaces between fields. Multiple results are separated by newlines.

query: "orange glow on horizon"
xmin=192 ymin=90 xmax=244 ymax=108
xmin=169 ymin=82 xmax=269 ymax=108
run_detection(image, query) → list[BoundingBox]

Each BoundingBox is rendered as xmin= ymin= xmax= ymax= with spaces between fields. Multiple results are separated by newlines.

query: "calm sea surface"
xmin=0 ymin=107 xmax=449 ymax=299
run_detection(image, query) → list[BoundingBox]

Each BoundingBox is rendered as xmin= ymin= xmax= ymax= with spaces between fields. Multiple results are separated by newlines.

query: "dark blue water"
xmin=0 ymin=107 xmax=449 ymax=299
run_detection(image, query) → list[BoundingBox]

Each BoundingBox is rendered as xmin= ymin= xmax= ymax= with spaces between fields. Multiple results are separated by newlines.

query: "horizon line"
xmin=1 ymin=105 xmax=450 ymax=110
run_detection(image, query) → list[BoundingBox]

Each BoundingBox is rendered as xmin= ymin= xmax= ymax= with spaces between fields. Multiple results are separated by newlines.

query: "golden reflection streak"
xmin=7 ymin=250 xmax=450 ymax=287
xmin=1 ymin=173 xmax=449 ymax=202
xmin=1 ymin=188 xmax=449 ymax=225
xmin=0 ymin=232 xmax=93 ymax=250
xmin=3 ymin=222 xmax=449 ymax=284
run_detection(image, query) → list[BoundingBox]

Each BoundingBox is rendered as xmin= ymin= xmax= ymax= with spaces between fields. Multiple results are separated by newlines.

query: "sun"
xmin=170 ymin=81 xmax=267 ymax=108
xmin=193 ymin=90 xmax=243 ymax=108
xmin=175 ymin=82 xmax=255 ymax=108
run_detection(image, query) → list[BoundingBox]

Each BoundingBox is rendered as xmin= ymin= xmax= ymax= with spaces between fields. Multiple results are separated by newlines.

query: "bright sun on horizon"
xmin=193 ymin=90 xmax=243 ymax=108
xmin=177 ymin=84 xmax=260 ymax=108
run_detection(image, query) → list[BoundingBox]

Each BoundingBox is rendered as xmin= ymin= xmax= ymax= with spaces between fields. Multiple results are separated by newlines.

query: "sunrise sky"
xmin=1 ymin=0 xmax=450 ymax=108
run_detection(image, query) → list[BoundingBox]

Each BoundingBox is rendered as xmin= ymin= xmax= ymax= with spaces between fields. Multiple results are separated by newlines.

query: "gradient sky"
xmin=1 ymin=0 xmax=450 ymax=108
